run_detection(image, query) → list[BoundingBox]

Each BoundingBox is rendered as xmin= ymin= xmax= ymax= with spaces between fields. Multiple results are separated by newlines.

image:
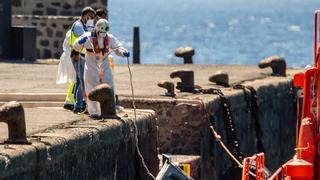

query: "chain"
xmin=200 ymin=88 xmax=243 ymax=161
xmin=233 ymin=85 xmax=251 ymax=111
xmin=233 ymin=85 xmax=265 ymax=153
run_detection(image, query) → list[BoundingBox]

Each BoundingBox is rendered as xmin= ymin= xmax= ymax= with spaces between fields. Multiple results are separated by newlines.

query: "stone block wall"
xmin=12 ymin=15 xmax=76 ymax=58
xmin=12 ymin=0 xmax=107 ymax=15
xmin=0 ymin=110 xmax=159 ymax=179
xmin=119 ymin=76 xmax=296 ymax=180
xmin=119 ymin=98 xmax=205 ymax=155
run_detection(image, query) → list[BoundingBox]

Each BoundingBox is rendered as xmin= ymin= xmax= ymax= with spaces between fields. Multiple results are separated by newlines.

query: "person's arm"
xmin=72 ymin=34 xmax=88 ymax=61
xmin=73 ymin=21 xmax=86 ymax=37
xmin=109 ymin=34 xmax=129 ymax=57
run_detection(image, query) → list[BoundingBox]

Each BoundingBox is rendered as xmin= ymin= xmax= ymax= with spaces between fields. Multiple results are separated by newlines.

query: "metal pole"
xmin=133 ymin=26 xmax=140 ymax=64
xmin=0 ymin=0 xmax=11 ymax=58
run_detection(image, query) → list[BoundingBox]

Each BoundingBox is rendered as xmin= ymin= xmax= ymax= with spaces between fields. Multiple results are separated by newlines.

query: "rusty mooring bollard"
xmin=0 ymin=101 xmax=29 ymax=144
xmin=158 ymin=81 xmax=175 ymax=97
xmin=258 ymin=56 xmax=286 ymax=76
xmin=175 ymin=46 xmax=195 ymax=64
xmin=209 ymin=71 xmax=230 ymax=87
xmin=170 ymin=69 xmax=195 ymax=92
xmin=88 ymin=83 xmax=118 ymax=119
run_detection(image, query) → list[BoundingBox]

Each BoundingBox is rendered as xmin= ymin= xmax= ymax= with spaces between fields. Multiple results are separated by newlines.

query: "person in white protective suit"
xmin=56 ymin=30 xmax=76 ymax=85
xmin=73 ymin=19 xmax=130 ymax=119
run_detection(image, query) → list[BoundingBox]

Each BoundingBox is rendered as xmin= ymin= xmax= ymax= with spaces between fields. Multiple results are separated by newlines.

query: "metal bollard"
xmin=170 ymin=69 xmax=195 ymax=92
xmin=158 ymin=81 xmax=176 ymax=97
xmin=258 ymin=56 xmax=286 ymax=76
xmin=175 ymin=46 xmax=195 ymax=64
xmin=88 ymin=83 xmax=118 ymax=119
xmin=209 ymin=70 xmax=230 ymax=87
xmin=0 ymin=101 xmax=29 ymax=144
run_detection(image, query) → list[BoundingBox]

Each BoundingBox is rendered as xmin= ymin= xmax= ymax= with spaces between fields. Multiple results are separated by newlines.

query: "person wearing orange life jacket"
xmin=73 ymin=19 xmax=129 ymax=119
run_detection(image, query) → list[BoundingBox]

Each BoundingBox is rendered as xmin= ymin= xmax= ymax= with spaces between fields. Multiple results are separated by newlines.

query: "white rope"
xmin=208 ymin=120 xmax=257 ymax=178
xmin=126 ymin=57 xmax=156 ymax=180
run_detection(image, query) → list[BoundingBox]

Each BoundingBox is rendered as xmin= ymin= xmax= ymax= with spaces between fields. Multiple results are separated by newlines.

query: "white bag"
xmin=56 ymin=30 xmax=76 ymax=84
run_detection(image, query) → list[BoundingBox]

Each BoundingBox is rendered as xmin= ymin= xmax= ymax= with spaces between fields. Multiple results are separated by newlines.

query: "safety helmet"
xmin=95 ymin=19 xmax=109 ymax=35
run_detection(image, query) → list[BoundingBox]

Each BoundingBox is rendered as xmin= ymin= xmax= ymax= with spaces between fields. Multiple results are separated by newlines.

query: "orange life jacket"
xmin=90 ymin=35 xmax=109 ymax=55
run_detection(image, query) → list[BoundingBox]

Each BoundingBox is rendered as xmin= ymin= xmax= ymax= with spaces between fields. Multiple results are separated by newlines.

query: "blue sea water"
xmin=109 ymin=0 xmax=320 ymax=67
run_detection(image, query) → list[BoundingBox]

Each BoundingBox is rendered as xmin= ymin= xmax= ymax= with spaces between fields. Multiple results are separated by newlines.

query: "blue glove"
xmin=78 ymin=36 xmax=88 ymax=45
xmin=123 ymin=51 xmax=130 ymax=57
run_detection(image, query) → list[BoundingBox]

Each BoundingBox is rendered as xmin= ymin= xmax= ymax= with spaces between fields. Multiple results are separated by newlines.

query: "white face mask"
xmin=86 ymin=19 xmax=94 ymax=32
xmin=98 ymin=31 xmax=107 ymax=38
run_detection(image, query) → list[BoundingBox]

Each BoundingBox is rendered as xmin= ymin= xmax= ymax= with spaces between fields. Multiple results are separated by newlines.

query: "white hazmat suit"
xmin=73 ymin=31 xmax=127 ymax=116
xmin=56 ymin=30 xmax=76 ymax=84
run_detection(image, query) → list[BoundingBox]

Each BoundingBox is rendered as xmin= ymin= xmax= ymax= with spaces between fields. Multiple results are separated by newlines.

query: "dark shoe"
xmin=73 ymin=107 xmax=86 ymax=114
xmin=81 ymin=108 xmax=89 ymax=115
xmin=83 ymin=100 xmax=87 ymax=108
xmin=89 ymin=114 xmax=102 ymax=120
xmin=63 ymin=104 xmax=74 ymax=111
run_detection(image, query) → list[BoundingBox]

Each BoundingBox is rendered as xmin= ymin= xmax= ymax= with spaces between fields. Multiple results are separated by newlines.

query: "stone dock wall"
xmin=11 ymin=0 xmax=107 ymax=59
xmin=0 ymin=110 xmax=158 ymax=179
xmin=12 ymin=0 xmax=106 ymax=16
xmin=119 ymin=76 xmax=295 ymax=179
xmin=12 ymin=15 xmax=76 ymax=58
xmin=119 ymin=98 xmax=204 ymax=155
xmin=201 ymin=77 xmax=295 ymax=179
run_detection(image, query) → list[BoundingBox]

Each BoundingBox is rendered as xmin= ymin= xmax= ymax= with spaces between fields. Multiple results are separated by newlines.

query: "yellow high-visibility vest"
xmin=70 ymin=20 xmax=87 ymax=54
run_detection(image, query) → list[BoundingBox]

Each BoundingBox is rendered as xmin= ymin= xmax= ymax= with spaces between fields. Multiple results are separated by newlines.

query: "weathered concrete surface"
xmin=0 ymin=109 xmax=158 ymax=179
xmin=0 ymin=62 xmax=302 ymax=179
xmin=0 ymin=62 xmax=300 ymax=94
xmin=0 ymin=107 xmax=78 ymax=141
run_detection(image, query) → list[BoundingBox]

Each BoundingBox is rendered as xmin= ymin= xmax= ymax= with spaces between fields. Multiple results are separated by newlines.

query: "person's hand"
xmin=71 ymin=50 xmax=80 ymax=61
xmin=74 ymin=54 xmax=80 ymax=61
xmin=123 ymin=51 xmax=130 ymax=57
xmin=78 ymin=36 xmax=88 ymax=45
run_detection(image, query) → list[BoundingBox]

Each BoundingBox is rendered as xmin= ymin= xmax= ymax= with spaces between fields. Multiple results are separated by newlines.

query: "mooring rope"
xmin=207 ymin=117 xmax=243 ymax=167
xmin=199 ymin=90 xmax=257 ymax=178
xmin=126 ymin=57 xmax=156 ymax=180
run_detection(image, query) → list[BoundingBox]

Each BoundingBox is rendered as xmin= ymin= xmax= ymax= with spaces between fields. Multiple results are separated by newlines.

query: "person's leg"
xmin=101 ymin=58 xmax=114 ymax=89
xmin=79 ymin=56 xmax=86 ymax=107
xmin=74 ymin=77 xmax=84 ymax=111
xmin=72 ymin=59 xmax=84 ymax=112
xmin=84 ymin=56 xmax=101 ymax=117
xmin=102 ymin=57 xmax=123 ymax=112
xmin=63 ymin=83 xmax=75 ymax=110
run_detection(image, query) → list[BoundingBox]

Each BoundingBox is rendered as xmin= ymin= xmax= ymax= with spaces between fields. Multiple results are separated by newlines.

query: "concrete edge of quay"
xmin=0 ymin=109 xmax=159 ymax=179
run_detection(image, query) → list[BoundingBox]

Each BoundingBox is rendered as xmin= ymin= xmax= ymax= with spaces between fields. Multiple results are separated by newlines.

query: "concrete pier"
xmin=0 ymin=109 xmax=158 ymax=179
xmin=0 ymin=62 xmax=302 ymax=179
